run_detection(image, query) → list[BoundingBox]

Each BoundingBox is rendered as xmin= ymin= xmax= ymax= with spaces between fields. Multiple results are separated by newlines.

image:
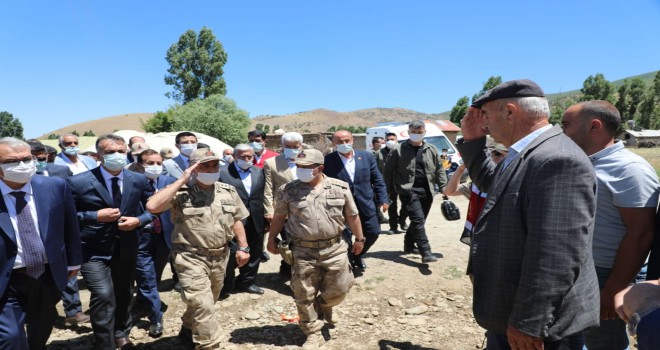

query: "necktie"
xmin=11 ymin=191 xmax=46 ymax=279
xmin=111 ymin=177 xmax=122 ymax=209
xmin=149 ymin=180 xmax=162 ymax=234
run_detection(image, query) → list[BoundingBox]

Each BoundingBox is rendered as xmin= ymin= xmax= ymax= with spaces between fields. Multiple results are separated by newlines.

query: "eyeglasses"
xmin=0 ymin=156 xmax=33 ymax=164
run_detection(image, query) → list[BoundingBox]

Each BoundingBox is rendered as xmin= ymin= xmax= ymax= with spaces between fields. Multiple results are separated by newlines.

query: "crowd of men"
xmin=2 ymin=79 xmax=660 ymax=350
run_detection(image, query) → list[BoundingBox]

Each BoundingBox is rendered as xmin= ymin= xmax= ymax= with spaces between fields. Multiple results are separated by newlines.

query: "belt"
xmin=12 ymin=264 xmax=49 ymax=276
xmin=172 ymin=243 xmax=227 ymax=257
xmin=292 ymin=235 xmax=341 ymax=249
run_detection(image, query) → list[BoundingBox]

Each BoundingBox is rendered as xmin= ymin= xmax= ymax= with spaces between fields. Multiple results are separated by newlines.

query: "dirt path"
xmin=47 ymin=195 xmax=485 ymax=350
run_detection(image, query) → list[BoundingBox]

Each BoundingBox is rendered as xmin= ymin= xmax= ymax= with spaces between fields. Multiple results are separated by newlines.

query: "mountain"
xmin=546 ymin=70 xmax=658 ymax=103
xmin=36 ymin=113 xmax=154 ymax=139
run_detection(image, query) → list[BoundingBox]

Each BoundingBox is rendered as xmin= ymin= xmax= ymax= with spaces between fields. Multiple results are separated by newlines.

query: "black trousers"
xmin=388 ymin=192 xmax=408 ymax=230
xmin=81 ymin=242 xmax=137 ymax=349
xmin=486 ymin=331 xmax=584 ymax=350
xmin=0 ymin=266 xmax=60 ymax=350
xmin=401 ymin=189 xmax=433 ymax=252
xmin=61 ymin=273 xmax=82 ymax=318
xmin=224 ymin=219 xmax=264 ymax=290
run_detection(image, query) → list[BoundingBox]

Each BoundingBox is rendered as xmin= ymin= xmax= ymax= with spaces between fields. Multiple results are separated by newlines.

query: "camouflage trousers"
xmin=173 ymin=249 xmax=229 ymax=349
xmin=291 ymin=240 xmax=354 ymax=335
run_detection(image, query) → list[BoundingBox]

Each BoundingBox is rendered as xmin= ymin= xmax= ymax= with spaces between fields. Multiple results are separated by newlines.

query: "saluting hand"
xmin=460 ymin=107 xmax=489 ymax=141
xmin=180 ymin=162 xmax=200 ymax=183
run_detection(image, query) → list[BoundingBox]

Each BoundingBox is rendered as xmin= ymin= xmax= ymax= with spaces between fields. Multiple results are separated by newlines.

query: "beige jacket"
xmin=263 ymin=154 xmax=296 ymax=216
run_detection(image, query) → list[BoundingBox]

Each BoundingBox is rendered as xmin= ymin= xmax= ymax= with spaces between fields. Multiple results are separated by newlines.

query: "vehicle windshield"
xmin=423 ymin=136 xmax=456 ymax=154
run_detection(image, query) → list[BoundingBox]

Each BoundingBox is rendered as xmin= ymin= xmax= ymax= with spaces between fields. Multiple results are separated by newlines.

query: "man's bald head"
xmin=332 ymin=130 xmax=353 ymax=143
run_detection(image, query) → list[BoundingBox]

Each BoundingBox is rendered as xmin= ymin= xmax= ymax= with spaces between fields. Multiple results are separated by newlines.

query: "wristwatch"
xmin=355 ymin=237 xmax=366 ymax=243
xmin=237 ymin=246 xmax=251 ymax=253
xmin=627 ymin=303 xmax=660 ymax=336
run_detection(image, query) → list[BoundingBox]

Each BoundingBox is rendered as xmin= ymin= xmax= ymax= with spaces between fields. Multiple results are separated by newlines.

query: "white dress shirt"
xmin=234 ymin=163 xmax=252 ymax=195
xmin=61 ymin=155 xmax=89 ymax=174
xmin=338 ymin=152 xmax=356 ymax=182
xmin=0 ymin=180 xmax=47 ymax=269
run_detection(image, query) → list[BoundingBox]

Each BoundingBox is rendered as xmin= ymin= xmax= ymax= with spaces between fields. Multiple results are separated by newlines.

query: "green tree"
xmin=628 ymin=78 xmax=647 ymax=125
xmin=472 ymin=76 xmax=502 ymax=102
xmin=255 ymin=123 xmax=264 ymax=131
xmin=580 ymin=73 xmax=614 ymax=102
xmin=164 ymin=27 xmax=228 ymax=103
xmin=327 ymin=126 xmax=337 ymax=132
xmin=71 ymin=130 xmax=79 ymax=137
xmin=48 ymin=134 xmax=59 ymax=140
xmin=273 ymin=124 xmax=280 ymax=131
xmin=142 ymin=111 xmax=175 ymax=133
xmin=639 ymin=71 xmax=660 ymax=129
xmin=549 ymin=96 xmax=576 ymax=125
xmin=83 ymin=130 xmax=96 ymax=137
xmin=449 ymin=96 xmax=469 ymax=123
xmin=0 ymin=111 xmax=24 ymax=139
xmin=168 ymin=94 xmax=250 ymax=146
xmin=615 ymin=80 xmax=630 ymax=120
xmin=263 ymin=125 xmax=270 ymax=133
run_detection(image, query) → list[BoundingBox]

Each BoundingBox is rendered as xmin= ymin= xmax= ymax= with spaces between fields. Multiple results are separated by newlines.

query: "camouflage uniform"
xmin=169 ymin=182 xmax=249 ymax=349
xmin=274 ymin=174 xmax=359 ymax=336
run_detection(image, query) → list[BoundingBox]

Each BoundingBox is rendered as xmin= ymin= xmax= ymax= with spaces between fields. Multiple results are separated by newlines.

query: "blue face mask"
xmin=336 ymin=143 xmax=353 ymax=154
xmin=250 ymin=142 xmax=264 ymax=152
xmin=64 ymin=146 xmax=79 ymax=156
xmin=36 ymin=161 xmax=48 ymax=173
xmin=283 ymin=148 xmax=301 ymax=160
xmin=179 ymin=143 xmax=197 ymax=157
xmin=103 ymin=152 xmax=127 ymax=172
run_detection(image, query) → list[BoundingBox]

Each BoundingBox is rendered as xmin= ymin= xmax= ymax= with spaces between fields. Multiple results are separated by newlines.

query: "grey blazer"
xmin=162 ymin=155 xmax=187 ymax=179
xmin=456 ymin=125 xmax=600 ymax=340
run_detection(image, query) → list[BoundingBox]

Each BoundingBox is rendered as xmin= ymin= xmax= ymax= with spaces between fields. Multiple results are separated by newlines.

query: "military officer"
xmin=267 ymin=149 xmax=365 ymax=350
xmin=146 ymin=148 xmax=250 ymax=350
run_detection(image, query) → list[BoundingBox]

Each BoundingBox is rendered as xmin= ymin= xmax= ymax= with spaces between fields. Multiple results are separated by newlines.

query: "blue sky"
xmin=2 ymin=0 xmax=659 ymax=138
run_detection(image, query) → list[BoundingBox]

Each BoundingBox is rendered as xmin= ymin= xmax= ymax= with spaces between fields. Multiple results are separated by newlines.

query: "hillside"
xmin=37 ymin=113 xmax=154 ymax=139
xmin=546 ymin=70 xmax=658 ymax=103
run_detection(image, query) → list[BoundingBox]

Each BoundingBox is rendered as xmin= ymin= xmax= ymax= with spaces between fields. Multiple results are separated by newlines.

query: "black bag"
xmin=441 ymin=195 xmax=461 ymax=221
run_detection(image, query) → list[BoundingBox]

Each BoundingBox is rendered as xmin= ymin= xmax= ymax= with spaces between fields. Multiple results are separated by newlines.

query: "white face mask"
xmin=283 ymin=148 xmax=301 ymax=160
xmin=385 ymin=140 xmax=397 ymax=149
xmin=408 ymin=133 xmax=425 ymax=143
xmin=250 ymin=142 xmax=264 ymax=152
xmin=296 ymin=168 xmax=316 ymax=183
xmin=335 ymin=143 xmax=353 ymax=154
xmin=223 ymin=155 xmax=234 ymax=163
xmin=236 ymin=159 xmax=252 ymax=170
xmin=195 ymin=172 xmax=219 ymax=185
xmin=0 ymin=160 xmax=37 ymax=184
xmin=144 ymin=165 xmax=163 ymax=179
xmin=180 ymin=143 xmax=197 ymax=157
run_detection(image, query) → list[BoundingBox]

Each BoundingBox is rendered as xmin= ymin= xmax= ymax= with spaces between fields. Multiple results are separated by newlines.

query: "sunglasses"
xmin=491 ymin=151 xmax=504 ymax=157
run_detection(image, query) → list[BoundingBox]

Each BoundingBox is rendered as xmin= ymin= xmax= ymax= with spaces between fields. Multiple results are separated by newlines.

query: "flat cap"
xmin=294 ymin=149 xmax=324 ymax=166
xmin=471 ymin=79 xmax=545 ymax=108
xmin=190 ymin=148 xmax=219 ymax=164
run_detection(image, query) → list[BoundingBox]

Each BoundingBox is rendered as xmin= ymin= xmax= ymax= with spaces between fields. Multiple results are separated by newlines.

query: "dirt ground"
xmin=47 ymin=195 xmax=485 ymax=350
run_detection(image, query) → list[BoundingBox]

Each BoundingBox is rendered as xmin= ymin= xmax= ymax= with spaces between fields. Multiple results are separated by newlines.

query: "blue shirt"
xmin=500 ymin=124 xmax=553 ymax=171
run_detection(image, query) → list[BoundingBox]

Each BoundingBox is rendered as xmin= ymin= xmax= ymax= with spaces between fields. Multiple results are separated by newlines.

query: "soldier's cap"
xmin=294 ymin=149 xmax=324 ymax=166
xmin=130 ymin=142 xmax=149 ymax=155
xmin=486 ymin=136 xmax=508 ymax=153
xmin=189 ymin=148 xmax=219 ymax=164
xmin=471 ymin=79 xmax=545 ymax=109
xmin=159 ymin=147 xmax=174 ymax=159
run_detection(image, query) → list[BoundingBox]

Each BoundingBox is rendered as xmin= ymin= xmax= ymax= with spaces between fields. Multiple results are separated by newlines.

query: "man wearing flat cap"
xmin=146 ymin=148 xmax=250 ymax=349
xmin=457 ymin=79 xmax=599 ymax=349
xmin=267 ymin=149 xmax=365 ymax=350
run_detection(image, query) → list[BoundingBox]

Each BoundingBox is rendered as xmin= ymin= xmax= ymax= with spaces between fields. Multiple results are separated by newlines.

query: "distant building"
xmin=618 ymin=129 xmax=660 ymax=147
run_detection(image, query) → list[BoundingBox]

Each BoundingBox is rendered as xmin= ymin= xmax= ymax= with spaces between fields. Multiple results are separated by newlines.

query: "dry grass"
xmin=629 ymin=148 xmax=660 ymax=176
xmin=37 ymin=113 xmax=154 ymax=139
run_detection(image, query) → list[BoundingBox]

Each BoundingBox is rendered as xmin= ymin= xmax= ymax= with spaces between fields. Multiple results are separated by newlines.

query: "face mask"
xmin=283 ymin=148 xmax=301 ymax=160
xmin=180 ymin=143 xmax=197 ymax=157
xmin=223 ymin=155 xmax=234 ymax=163
xmin=250 ymin=142 xmax=264 ymax=152
xmin=103 ymin=153 xmax=127 ymax=172
xmin=36 ymin=161 xmax=48 ymax=173
xmin=195 ymin=172 xmax=219 ymax=185
xmin=296 ymin=168 xmax=316 ymax=183
xmin=408 ymin=133 xmax=425 ymax=142
xmin=336 ymin=143 xmax=353 ymax=154
xmin=386 ymin=140 xmax=397 ymax=149
xmin=144 ymin=165 xmax=163 ymax=179
xmin=236 ymin=159 xmax=252 ymax=170
xmin=0 ymin=160 xmax=37 ymax=184
xmin=64 ymin=146 xmax=79 ymax=156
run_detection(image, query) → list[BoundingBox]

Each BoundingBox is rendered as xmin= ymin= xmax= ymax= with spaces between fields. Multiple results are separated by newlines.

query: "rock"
xmin=371 ymin=310 xmax=380 ymax=317
xmin=404 ymin=305 xmax=429 ymax=315
xmin=404 ymin=292 xmax=415 ymax=299
xmin=388 ymin=297 xmax=403 ymax=307
xmin=446 ymin=295 xmax=456 ymax=301
xmin=408 ymin=317 xmax=427 ymax=326
xmin=272 ymin=305 xmax=284 ymax=313
xmin=249 ymin=294 xmax=262 ymax=300
xmin=397 ymin=318 xmax=408 ymax=324
xmin=220 ymin=301 xmax=233 ymax=308
xmin=363 ymin=318 xmax=375 ymax=325
xmin=243 ymin=311 xmax=261 ymax=320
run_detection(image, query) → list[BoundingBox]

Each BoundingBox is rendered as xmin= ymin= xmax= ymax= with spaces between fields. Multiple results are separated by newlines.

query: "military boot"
xmin=321 ymin=306 xmax=339 ymax=325
xmin=302 ymin=333 xmax=323 ymax=350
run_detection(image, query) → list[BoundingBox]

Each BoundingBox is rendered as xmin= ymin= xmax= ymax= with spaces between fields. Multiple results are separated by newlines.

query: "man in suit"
xmin=263 ymin=132 xmax=304 ymax=276
xmin=133 ymin=149 xmax=176 ymax=338
xmin=67 ymin=134 xmax=153 ymax=350
xmin=53 ymin=134 xmax=98 ymax=174
xmin=27 ymin=140 xmax=92 ymax=328
xmin=370 ymin=137 xmax=388 ymax=226
xmin=325 ymin=130 xmax=388 ymax=271
xmin=249 ymin=130 xmax=279 ymax=169
xmin=378 ymin=133 xmax=408 ymax=233
xmin=220 ymin=144 xmax=266 ymax=296
xmin=561 ymin=100 xmax=659 ymax=349
xmin=0 ymin=137 xmax=82 ymax=350
xmin=457 ymin=79 xmax=600 ymax=349
xmin=162 ymin=131 xmax=198 ymax=179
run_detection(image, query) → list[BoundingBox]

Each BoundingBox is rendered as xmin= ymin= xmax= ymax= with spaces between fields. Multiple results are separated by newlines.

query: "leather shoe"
xmin=399 ymin=221 xmax=409 ymax=231
xmin=115 ymin=337 xmax=136 ymax=349
xmin=64 ymin=312 xmax=90 ymax=327
xmin=421 ymin=251 xmax=438 ymax=263
xmin=353 ymin=255 xmax=367 ymax=270
xmin=403 ymin=243 xmax=419 ymax=255
xmin=174 ymin=281 xmax=182 ymax=293
xmin=237 ymin=284 xmax=264 ymax=295
xmin=149 ymin=322 xmax=164 ymax=338
xmin=261 ymin=251 xmax=270 ymax=262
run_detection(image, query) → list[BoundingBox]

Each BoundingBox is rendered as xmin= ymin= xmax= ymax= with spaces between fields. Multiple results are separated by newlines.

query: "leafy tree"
xmin=0 ymin=111 xmax=24 ymax=139
xmin=83 ymin=130 xmax=96 ymax=137
xmin=580 ymin=73 xmax=614 ymax=102
xmin=255 ymin=123 xmax=264 ymax=131
xmin=164 ymin=27 xmax=228 ymax=103
xmin=449 ymin=96 xmax=469 ymax=123
xmin=273 ymin=124 xmax=281 ymax=131
xmin=263 ymin=125 xmax=270 ymax=133
xmin=71 ymin=130 xmax=80 ymax=137
xmin=549 ymin=96 xmax=576 ymax=125
xmin=628 ymin=78 xmax=647 ymax=123
xmin=48 ymin=134 xmax=59 ymax=140
xmin=327 ymin=126 xmax=337 ymax=132
xmin=472 ymin=76 xmax=502 ymax=102
xmin=168 ymin=94 xmax=250 ymax=146
xmin=615 ymin=80 xmax=630 ymax=120
xmin=639 ymin=71 xmax=660 ymax=129
xmin=142 ymin=111 xmax=175 ymax=133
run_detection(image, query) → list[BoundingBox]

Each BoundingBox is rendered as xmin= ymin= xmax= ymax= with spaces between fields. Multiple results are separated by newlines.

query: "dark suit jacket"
xmin=218 ymin=163 xmax=265 ymax=234
xmin=66 ymin=167 xmax=153 ymax=262
xmin=43 ymin=163 xmax=73 ymax=179
xmin=0 ymin=175 xmax=82 ymax=292
xmin=456 ymin=125 xmax=599 ymax=340
xmin=323 ymin=150 xmax=388 ymax=218
xmin=151 ymin=175 xmax=176 ymax=249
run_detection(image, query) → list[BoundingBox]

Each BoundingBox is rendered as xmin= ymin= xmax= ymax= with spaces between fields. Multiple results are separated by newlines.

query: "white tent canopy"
xmin=82 ymin=130 xmax=233 ymax=156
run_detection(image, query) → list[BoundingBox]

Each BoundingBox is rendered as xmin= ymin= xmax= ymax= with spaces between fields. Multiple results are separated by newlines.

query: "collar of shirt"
xmin=0 ymin=179 xmax=33 ymax=198
xmin=502 ymin=124 xmax=553 ymax=169
xmin=338 ymin=152 xmax=355 ymax=162
xmin=234 ymin=162 xmax=251 ymax=175
xmin=589 ymin=140 xmax=624 ymax=162
xmin=99 ymin=165 xmax=124 ymax=182
xmin=59 ymin=153 xmax=76 ymax=164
